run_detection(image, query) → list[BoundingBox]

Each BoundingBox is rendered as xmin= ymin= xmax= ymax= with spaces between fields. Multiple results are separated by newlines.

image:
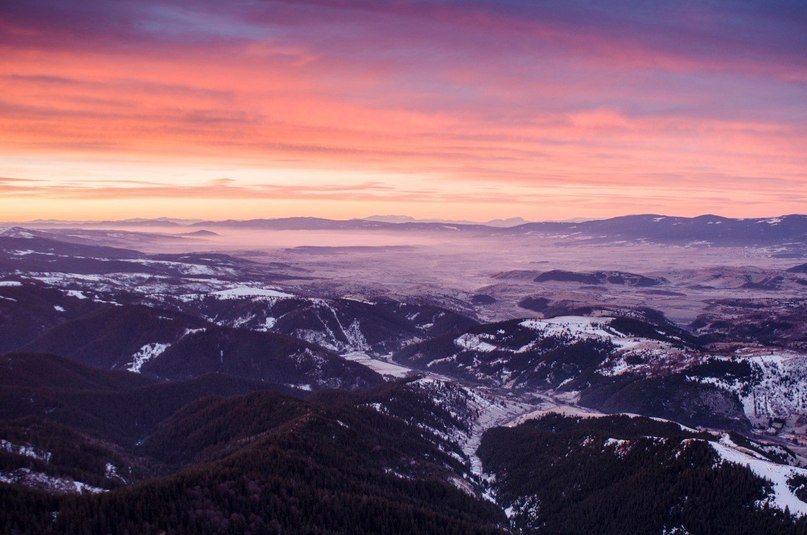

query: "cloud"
xmin=0 ymin=0 xmax=805 ymax=219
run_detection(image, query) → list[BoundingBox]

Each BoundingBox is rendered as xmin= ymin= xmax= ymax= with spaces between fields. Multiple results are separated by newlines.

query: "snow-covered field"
xmin=520 ymin=316 xmax=624 ymax=340
xmin=341 ymin=352 xmax=413 ymax=378
xmin=209 ymin=286 xmax=294 ymax=299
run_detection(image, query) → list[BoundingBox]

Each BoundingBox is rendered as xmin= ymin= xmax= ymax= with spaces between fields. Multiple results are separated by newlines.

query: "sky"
xmin=1 ymin=0 xmax=806 ymax=222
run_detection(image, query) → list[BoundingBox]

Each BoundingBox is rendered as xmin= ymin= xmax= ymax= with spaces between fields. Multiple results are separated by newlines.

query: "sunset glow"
xmin=1 ymin=1 xmax=806 ymax=221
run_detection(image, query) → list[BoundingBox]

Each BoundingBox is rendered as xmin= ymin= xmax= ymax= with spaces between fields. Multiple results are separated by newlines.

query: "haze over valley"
xmin=2 ymin=214 xmax=807 ymax=532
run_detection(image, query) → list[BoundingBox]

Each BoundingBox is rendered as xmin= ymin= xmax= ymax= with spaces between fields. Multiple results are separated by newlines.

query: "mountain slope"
xmin=0 ymin=353 xmax=297 ymax=445
xmin=0 ymin=280 xmax=107 ymax=354
xmin=479 ymin=413 xmax=806 ymax=533
xmin=167 ymin=291 xmax=478 ymax=355
xmin=144 ymin=327 xmax=382 ymax=389
xmin=395 ymin=313 xmax=700 ymax=389
xmin=22 ymin=305 xmax=207 ymax=370
xmin=0 ymin=372 xmax=506 ymax=534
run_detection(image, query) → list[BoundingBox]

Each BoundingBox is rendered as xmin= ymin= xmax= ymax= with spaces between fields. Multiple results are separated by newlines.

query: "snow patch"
xmin=0 ymin=468 xmax=105 ymax=494
xmin=104 ymin=462 xmax=126 ymax=484
xmin=183 ymin=327 xmax=206 ymax=336
xmin=455 ymin=333 xmax=498 ymax=353
xmin=604 ymin=437 xmax=632 ymax=458
xmin=126 ymin=342 xmax=170 ymax=373
xmin=0 ymin=440 xmax=52 ymax=463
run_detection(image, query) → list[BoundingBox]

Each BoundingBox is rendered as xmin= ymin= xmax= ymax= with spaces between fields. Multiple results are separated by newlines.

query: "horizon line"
xmin=2 ymin=212 xmax=804 ymax=227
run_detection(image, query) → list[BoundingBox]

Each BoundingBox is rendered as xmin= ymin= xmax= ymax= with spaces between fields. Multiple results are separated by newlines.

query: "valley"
xmin=1 ymin=215 xmax=807 ymax=533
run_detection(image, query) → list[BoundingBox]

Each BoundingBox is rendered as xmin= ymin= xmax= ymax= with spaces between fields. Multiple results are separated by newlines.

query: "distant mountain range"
xmin=364 ymin=215 xmax=532 ymax=227
xmin=7 ymin=213 xmax=806 ymax=247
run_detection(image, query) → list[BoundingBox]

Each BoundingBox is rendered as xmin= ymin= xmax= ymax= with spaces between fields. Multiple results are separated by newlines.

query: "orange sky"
xmin=1 ymin=1 xmax=805 ymax=221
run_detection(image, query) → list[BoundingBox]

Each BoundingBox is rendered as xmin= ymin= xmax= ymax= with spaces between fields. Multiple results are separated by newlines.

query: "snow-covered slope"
xmin=687 ymin=350 xmax=807 ymax=436
xmin=396 ymin=313 xmax=700 ymax=389
xmin=710 ymin=433 xmax=807 ymax=516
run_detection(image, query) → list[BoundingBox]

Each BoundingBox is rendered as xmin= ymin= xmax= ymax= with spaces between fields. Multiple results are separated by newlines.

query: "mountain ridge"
xmin=6 ymin=213 xmax=805 ymax=247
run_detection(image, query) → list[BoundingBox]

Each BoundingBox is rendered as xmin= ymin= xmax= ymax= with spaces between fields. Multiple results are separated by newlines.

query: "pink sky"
xmin=1 ymin=1 xmax=805 ymax=221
